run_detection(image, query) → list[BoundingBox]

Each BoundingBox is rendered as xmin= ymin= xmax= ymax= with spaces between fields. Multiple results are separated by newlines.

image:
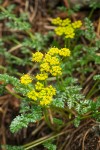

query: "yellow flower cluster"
xmin=27 ymin=84 xmax=56 ymax=105
xmin=20 ymin=74 xmax=32 ymax=85
xmin=50 ymin=65 xmax=62 ymax=76
xmin=36 ymin=73 xmax=48 ymax=81
xmin=32 ymin=52 xmax=43 ymax=62
xmin=61 ymin=18 xmax=71 ymax=26
xmin=40 ymin=62 xmax=50 ymax=72
xmin=72 ymin=20 xmax=82 ymax=29
xmin=52 ymin=17 xmax=82 ymax=38
xmin=20 ymin=47 xmax=71 ymax=106
xmin=27 ymin=90 xmax=38 ymax=101
xmin=51 ymin=17 xmax=62 ymax=25
xmin=59 ymin=48 xmax=71 ymax=57
xmin=39 ymin=47 xmax=70 ymax=77
xmin=38 ymin=85 xmax=56 ymax=105
xmin=64 ymin=26 xmax=75 ymax=38
xmin=48 ymin=47 xmax=59 ymax=55
xmin=35 ymin=82 xmax=44 ymax=91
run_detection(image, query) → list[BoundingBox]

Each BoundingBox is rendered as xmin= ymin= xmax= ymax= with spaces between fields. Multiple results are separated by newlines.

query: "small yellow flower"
xmin=44 ymin=54 xmax=52 ymax=62
xmin=38 ymin=88 xmax=46 ymax=98
xmin=64 ymin=26 xmax=75 ymax=38
xmin=35 ymin=82 xmax=44 ymax=91
xmin=61 ymin=18 xmax=71 ymax=26
xmin=52 ymin=17 xmax=82 ymax=39
xmin=59 ymin=48 xmax=71 ymax=57
xmin=48 ymin=85 xmax=56 ymax=95
xmin=36 ymin=73 xmax=48 ymax=81
xmin=44 ymin=54 xmax=60 ymax=65
xmin=50 ymin=65 xmax=62 ymax=76
xmin=49 ymin=56 xmax=60 ymax=65
xmin=20 ymin=74 xmax=32 ymax=85
xmin=52 ymin=17 xmax=62 ymax=25
xmin=48 ymin=47 xmax=59 ymax=55
xmin=38 ymin=86 xmax=56 ymax=98
xmin=32 ymin=52 xmax=43 ymax=62
xmin=40 ymin=62 xmax=50 ymax=72
xmin=55 ymin=27 xmax=65 ymax=36
xmin=27 ymin=90 xmax=38 ymax=101
xmin=40 ymin=96 xmax=52 ymax=105
xmin=72 ymin=20 xmax=82 ymax=29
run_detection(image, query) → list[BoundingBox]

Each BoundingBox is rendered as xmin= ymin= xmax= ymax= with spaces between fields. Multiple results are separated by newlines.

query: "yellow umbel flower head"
xmin=38 ymin=85 xmax=56 ymax=105
xmin=40 ymin=62 xmax=50 ymax=72
xmin=50 ymin=65 xmax=62 ymax=76
xmin=51 ymin=17 xmax=62 ymax=25
xmin=43 ymin=54 xmax=60 ymax=65
xmin=72 ymin=20 xmax=82 ymax=29
xmin=55 ymin=27 xmax=65 ymax=36
xmin=32 ymin=52 xmax=43 ymax=62
xmin=20 ymin=74 xmax=32 ymax=85
xmin=64 ymin=26 xmax=75 ymax=38
xmin=61 ymin=18 xmax=71 ymax=26
xmin=59 ymin=48 xmax=71 ymax=57
xmin=48 ymin=85 xmax=56 ymax=96
xmin=52 ymin=17 xmax=82 ymax=39
xmin=43 ymin=54 xmax=52 ymax=63
xmin=27 ymin=90 xmax=38 ymax=101
xmin=36 ymin=73 xmax=48 ymax=81
xmin=35 ymin=82 xmax=44 ymax=91
xmin=49 ymin=56 xmax=60 ymax=65
xmin=48 ymin=47 xmax=59 ymax=56
xmin=40 ymin=96 xmax=52 ymax=105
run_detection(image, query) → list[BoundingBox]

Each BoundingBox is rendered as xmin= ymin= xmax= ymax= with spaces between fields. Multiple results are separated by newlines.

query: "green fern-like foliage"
xmin=93 ymin=75 xmax=100 ymax=80
xmin=0 ymin=74 xmax=43 ymax=133
xmin=10 ymin=105 xmax=42 ymax=133
xmin=84 ymin=18 xmax=96 ymax=41
xmin=74 ymin=116 xmax=81 ymax=127
xmin=1 ymin=145 xmax=24 ymax=150
xmin=89 ymin=0 xmax=100 ymax=9
xmin=0 ymin=74 xmax=20 ymax=85
xmin=21 ymin=32 xmax=53 ymax=51
xmin=91 ymin=97 xmax=100 ymax=121
xmin=52 ymin=91 xmax=65 ymax=108
xmin=54 ymin=79 xmax=100 ymax=127
xmin=43 ymin=140 xmax=57 ymax=150
xmin=0 ymin=5 xmax=30 ymax=30
xmin=0 ymin=40 xmax=32 ymax=67
xmin=63 ymin=85 xmax=93 ymax=115
xmin=0 ymin=74 xmax=34 ymax=96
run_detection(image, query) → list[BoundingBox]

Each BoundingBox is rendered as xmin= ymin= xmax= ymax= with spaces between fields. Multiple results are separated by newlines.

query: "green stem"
xmin=61 ymin=76 xmax=64 ymax=85
xmin=23 ymin=121 xmax=73 ymax=150
xmin=44 ymin=79 xmax=47 ymax=87
xmin=64 ymin=38 xmax=67 ymax=48
xmin=56 ymin=76 xmax=61 ymax=89
xmin=23 ymin=133 xmax=53 ymax=149
xmin=87 ymin=88 xmax=100 ymax=99
xmin=5 ymin=86 xmax=22 ymax=99
xmin=88 ymin=8 xmax=95 ymax=19
xmin=64 ymin=38 xmax=71 ymax=48
xmin=86 ymin=80 xmax=99 ymax=99
xmin=43 ymin=108 xmax=54 ymax=130
xmin=0 ymin=65 xmax=7 ymax=72
xmin=67 ymin=38 xmax=71 ymax=48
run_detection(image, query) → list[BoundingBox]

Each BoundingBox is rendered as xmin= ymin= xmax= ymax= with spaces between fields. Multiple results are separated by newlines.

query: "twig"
xmin=97 ymin=18 xmax=100 ymax=35
xmin=8 ymin=44 xmax=22 ymax=53
xmin=63 ymin=0 xmax=76 ymax=21
xmin=82 ymin=129 xmax=91 ymax=150
xmin=29 ymin=0 xmax=39 ymax=22
xmin=31 ymin=121 xmax=45 ymax=135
